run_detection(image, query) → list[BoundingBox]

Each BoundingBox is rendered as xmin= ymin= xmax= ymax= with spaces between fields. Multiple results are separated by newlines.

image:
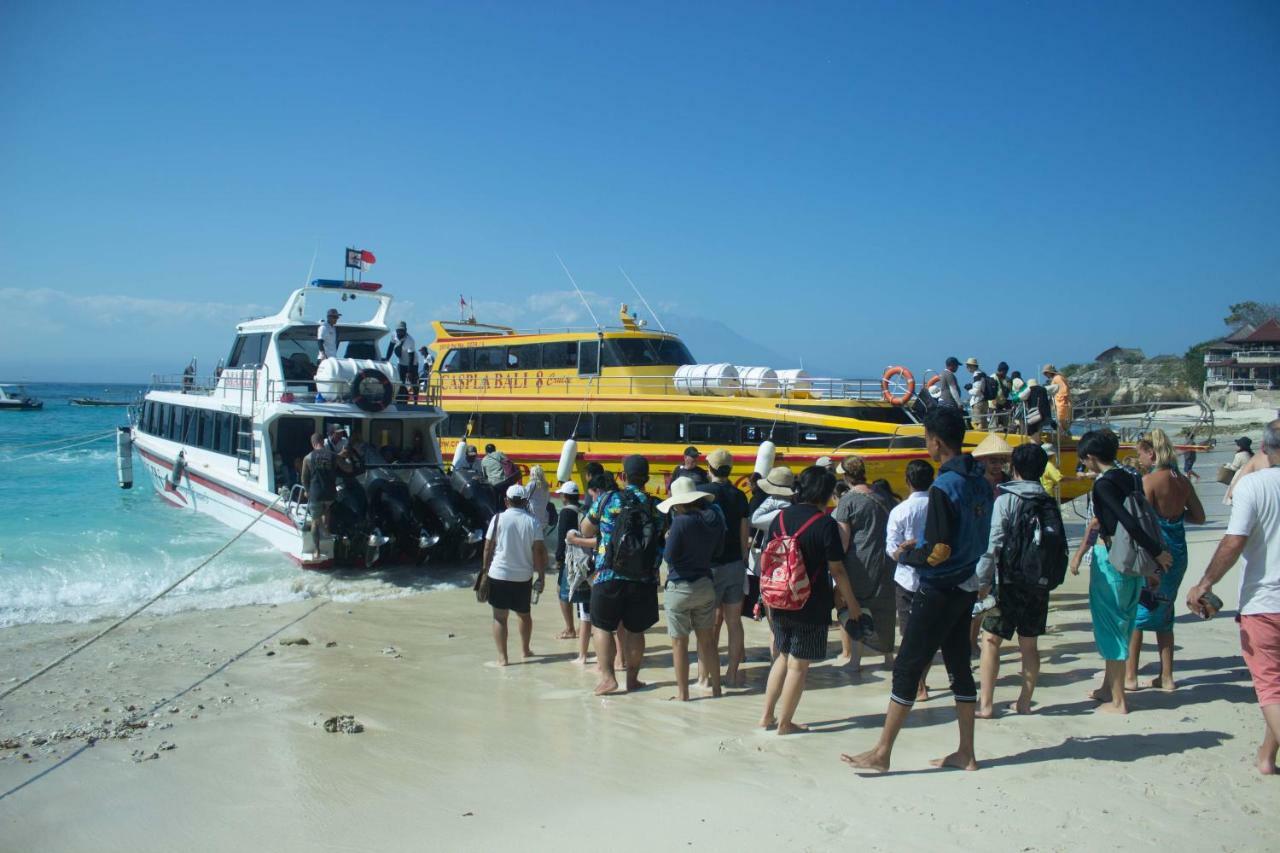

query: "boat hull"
xmin=133 ymin=437 xmax=331 ymax=569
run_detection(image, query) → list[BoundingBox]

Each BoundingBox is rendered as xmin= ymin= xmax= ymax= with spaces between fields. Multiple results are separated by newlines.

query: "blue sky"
xmin=2 ymin=1 xmax=1277 ymax=382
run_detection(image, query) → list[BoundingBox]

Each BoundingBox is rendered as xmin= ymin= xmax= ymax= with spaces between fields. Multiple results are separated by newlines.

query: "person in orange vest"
xmin=1042 ymin=364 xmax=1073 ymax=437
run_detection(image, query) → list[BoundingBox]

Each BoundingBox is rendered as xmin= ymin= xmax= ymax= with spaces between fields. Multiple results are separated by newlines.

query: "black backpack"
xmin=999 ymin=491 xmax=1068 ymax=590
xmin=982 ymin=374 xmax=999 ymax=402
xmin=603 ymin=490 xmax=659 ymax=580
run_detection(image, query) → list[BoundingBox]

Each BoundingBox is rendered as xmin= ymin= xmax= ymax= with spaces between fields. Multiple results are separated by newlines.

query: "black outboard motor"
xmin=450 ymin=467 xmax=496 ymax=533
xmin=329 ymin=477 xmax=374 ymax=564
xmin=408 ymin=465 xmax=483 ymax=561
xmin=355 ymin=443 xmax=432 ymax=563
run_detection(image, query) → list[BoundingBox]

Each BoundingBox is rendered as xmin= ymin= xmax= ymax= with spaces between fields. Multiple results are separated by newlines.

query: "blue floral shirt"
xmin=586 ymin=485 xmax=661 ymax=584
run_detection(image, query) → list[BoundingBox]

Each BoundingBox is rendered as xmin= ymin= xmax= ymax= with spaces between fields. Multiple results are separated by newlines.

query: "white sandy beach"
xmin=1 ymin=444 xmax=1276 ymax=853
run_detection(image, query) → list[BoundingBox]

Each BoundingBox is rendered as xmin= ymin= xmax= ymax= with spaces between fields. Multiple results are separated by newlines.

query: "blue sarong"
xmin=1134 ymin=515 xmax=1188 ymax=633
xmin=1089 ymin=543 xmax=1142 ymax=661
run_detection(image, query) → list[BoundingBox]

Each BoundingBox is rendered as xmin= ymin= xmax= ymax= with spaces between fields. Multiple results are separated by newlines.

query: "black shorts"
xmin=589 ymin=579 xmax=659 ymax=633
xmin=981 ymin=584 xmax=1050 ymax=640
xmin=488 ymin=578 xmax=532 ymax=614
xmin=770 ymin=617 xmax=829 ymax=662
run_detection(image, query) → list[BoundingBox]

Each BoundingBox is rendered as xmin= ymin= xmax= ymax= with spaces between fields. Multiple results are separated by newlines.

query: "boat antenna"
xmin=302 ymin=240 xmax=318 ymax=288
xmin=555 ymin=253 xmax=601 ymax=330
xmin=618 ymin=266 xmax=666 ymax=332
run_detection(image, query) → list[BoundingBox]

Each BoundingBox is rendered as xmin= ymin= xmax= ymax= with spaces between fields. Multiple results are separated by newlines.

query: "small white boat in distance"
xmin=0 ymin=384 xmax=43 ymax=411
xmin=130 ymin=278 xmax=449 ymax=570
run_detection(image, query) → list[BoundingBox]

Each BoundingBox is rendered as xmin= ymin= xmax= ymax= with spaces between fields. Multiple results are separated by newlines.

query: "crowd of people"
xmin=470 ymin=415 xmax=1280 ymax=775
xmin=929 ymin=356 xmax=1073 ymax=437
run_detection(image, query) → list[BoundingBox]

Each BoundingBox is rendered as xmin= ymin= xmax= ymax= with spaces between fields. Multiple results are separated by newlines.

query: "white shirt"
xmin=317 ymin=322 xmax=339 ymax=360
xmin=1230 ymin=450 xmax=1252 ymax=471
xmin=885 ymin=490 xmax=929 ymax=592
xmin=1225 ymin=467 xmax=1280 ymax=616
xmin=487 ymin=508 xmax=541 ymax=582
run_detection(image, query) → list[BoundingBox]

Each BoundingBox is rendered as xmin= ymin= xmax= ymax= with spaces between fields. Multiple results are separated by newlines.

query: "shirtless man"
xmin=1125 ymin=432 xmax=1205 ymax=691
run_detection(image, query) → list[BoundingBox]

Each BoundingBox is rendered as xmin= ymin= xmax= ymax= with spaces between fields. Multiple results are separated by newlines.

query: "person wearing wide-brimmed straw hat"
xmin=758 ymin=466 xmax=797 ymax=498
xmin=658 ymin=477 xmax=726 ymax=700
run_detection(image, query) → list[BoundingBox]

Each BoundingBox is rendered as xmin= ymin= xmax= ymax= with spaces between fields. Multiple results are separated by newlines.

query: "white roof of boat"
xmin=236 ymin=285 xmax=393 ymax=334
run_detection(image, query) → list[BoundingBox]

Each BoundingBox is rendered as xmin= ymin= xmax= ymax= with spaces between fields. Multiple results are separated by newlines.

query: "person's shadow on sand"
xmin=982 ymin=730 xmax=1233 ymax=769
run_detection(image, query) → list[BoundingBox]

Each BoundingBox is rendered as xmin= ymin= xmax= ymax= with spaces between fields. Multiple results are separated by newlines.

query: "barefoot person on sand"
xmin=1076 ymin=430 xmax=1172 ymax=714
xmin=581 ymin=455 xmax=662 ymax=695
xmin=1126 ymin=429 xmax=1205 ymax=691
xmin=1186 ymin=420 xmax=1280 ymax=776
xmin=759 ymin=466 xmax=866 ymax=735
xmin=481 ymin=485 xmax=549 ymax=667
xmin=658 ymin=477 xmax=725 ymax=701
xmin=700 ymin=449 xmax=751 ymax=688
xmin=974 ymin=444 xmax=1066 ymax=717
xmin=885 ymin=460 xmax=936 ymax=702
xmin=842 ymin=407 xmax=992 ymax=773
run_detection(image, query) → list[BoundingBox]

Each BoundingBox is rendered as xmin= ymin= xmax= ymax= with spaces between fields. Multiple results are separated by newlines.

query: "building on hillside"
xmin=1203 ymin=318 xmax=1280 ymax=409
xmin=1094 ymin=346 xmax=1145 ymax=363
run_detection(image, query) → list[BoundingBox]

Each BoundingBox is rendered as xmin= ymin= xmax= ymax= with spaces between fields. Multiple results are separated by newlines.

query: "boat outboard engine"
xmin=356 ymin=443 xmax=430 ymax=563
xmin=329 ymin=470 xmax=373 ymax=565
xmin=450 ymin=467 xmax=496 ymax=534
xmin=408 ymin=465 xmax=479 ymax=560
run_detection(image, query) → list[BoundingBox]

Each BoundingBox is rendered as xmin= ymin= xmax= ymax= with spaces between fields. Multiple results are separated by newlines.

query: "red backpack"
xmin=758 ymin=510 xmax=823 ymax=613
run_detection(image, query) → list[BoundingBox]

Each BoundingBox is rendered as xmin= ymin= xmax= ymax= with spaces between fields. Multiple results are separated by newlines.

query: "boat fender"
xmin=556 ymin=438 xmax=578 ymax=483
xmin=168 ymin=451 xmax=186 ymax=489
xmin=452 ymin=440 xmax=469 ymax=469
xmin=350 ymin=369 xmax=394 ymax=413
xmin=753 ymin=441 xmax=776 ymax=477
xmin=881 ymin=366 xmax=916 ymax=406
xmin=116 ymin=427 xmax=134 ymax=489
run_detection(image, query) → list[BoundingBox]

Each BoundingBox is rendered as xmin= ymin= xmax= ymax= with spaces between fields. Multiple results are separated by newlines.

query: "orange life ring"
xmin=881 ymin=366 xmax=916 ymax=405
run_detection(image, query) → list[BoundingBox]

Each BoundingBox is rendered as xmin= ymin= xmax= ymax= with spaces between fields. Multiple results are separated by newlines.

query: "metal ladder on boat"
xmin=235 ymin=367 xmax=260 ymax=477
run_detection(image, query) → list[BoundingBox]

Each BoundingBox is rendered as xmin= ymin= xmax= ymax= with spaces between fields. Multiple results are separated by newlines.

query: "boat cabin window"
xmin=741 ymin=420 xmax=797 ymax=445
xmin=445 ymin=412 xmax=473 ymax=437
xmin=578 ymin=341 xmax=600 ymax=377
xmin=472 ymin=347 xmax=506 ymax=372
xmin=278 ymin=331 xmax=321 ymax=383
xmin=779 ymin=403 xmax=916 ymax=425
xmin=480 ymin=412 xmax=514 ymax=438
xmin=594 ymin=413 xmax=639 ymax=441
xmin=439 ymin=348 xmax=474 ymax=374
xmin=601 ymin=338 xmax=695 ymax=368
xmin=508 ymin=344 xmax=542 ymax=370
xmin=517 ymin=413 xmax=552 ymax=438
xmin=553 ymin=413 xmax=591 ymax=440
xmin=689 ymin=416 xmax=737 ymax=444
xmin=227 ymin=333 xmax=270 ymax=369
xmin=344 ymin=341 xmax=379 ymax=360
xmin=639 ymin=414 xmax=684 ymax=443
xmin=140 ymin=401 xmax=249 ymax=460
xmin=541 ymin=342 xmax=578 ymax=370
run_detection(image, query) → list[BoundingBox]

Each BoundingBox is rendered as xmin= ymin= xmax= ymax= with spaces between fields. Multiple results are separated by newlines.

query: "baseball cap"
xmin=326 ymin=308 xmax=341 ymax=318
xmin=682 ymin=446 xmax=699 ymax=459
xmin=505 ymin=484 xmax=526 ymax=500
xmin=555 ymin=481 xmax=581 ymax=496
xmin=396 ymin=321 xmax=408 ymax=331
xmin=707 ymin=449 xmax=733 ymax=470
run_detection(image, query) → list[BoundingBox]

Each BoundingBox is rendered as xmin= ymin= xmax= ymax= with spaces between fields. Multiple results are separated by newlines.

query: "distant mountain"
xmin=675 ymin=316 xmax=840 ymax=375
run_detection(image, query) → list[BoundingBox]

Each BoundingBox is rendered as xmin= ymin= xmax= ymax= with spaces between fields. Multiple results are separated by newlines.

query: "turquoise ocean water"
xmin=0 ymin=383 xmax=463 ymax=628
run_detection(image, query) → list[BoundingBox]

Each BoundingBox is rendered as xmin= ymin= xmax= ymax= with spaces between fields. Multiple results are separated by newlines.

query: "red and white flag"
xmin=346 ymin=248 xmax=377 ymax=270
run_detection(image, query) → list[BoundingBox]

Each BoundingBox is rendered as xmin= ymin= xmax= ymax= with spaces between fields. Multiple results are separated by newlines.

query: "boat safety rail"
xmin=1071 ymin=399 xmax=1216 ymax=444
xmin=435 ymin=372 xmax=892 ymax=401
xmin=149 ymin=372 xmax=443 ymax=410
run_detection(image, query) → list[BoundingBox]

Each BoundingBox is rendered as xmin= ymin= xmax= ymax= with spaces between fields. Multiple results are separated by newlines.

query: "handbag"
xmin=1215 ymin=464 xmax=1235 ymax=485
xmin=1108 ymin=470 xmax=1164 ymax=578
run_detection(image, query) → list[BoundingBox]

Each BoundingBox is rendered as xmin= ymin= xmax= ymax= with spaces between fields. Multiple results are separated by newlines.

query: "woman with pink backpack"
xmin=758 ymin=466 xmax=873 ymax=735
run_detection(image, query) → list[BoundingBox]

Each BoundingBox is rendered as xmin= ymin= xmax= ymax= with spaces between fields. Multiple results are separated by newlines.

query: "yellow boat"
xmin=421 ymin=305 xmax=1092 ymax=503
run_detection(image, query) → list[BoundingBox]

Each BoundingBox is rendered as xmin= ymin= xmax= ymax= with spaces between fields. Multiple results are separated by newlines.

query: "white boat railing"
xmin=148 ymin=371 xmax=443 ymax=412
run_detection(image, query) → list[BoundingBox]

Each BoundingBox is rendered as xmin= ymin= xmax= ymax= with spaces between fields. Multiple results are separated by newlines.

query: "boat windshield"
xmin=602 ymin=338 xmax=694 ymax=368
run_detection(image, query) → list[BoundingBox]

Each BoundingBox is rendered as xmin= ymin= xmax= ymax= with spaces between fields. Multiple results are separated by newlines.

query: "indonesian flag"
xmin=346 ymin=248 xmax=377 ymax=270
xmin=460 ymin=294 xmax=468 ymax=308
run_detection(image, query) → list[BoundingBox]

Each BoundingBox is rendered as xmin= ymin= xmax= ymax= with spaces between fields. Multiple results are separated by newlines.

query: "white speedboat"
xmin=0 ymin=384 xmax=43 ymax=411
xmin=131 ymin=278 xmax=452 ymax=570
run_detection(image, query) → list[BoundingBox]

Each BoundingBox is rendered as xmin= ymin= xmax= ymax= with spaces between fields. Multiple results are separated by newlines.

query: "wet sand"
xmin=1 ymin=446 xmax=1276 ymax=851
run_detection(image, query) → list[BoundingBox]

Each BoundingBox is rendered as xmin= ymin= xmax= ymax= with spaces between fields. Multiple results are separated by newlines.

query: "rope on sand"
xmin=0 ymin=495 xmax=283 ymax=704
xmin=0 ymin=431 xmax=116 ymax=463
